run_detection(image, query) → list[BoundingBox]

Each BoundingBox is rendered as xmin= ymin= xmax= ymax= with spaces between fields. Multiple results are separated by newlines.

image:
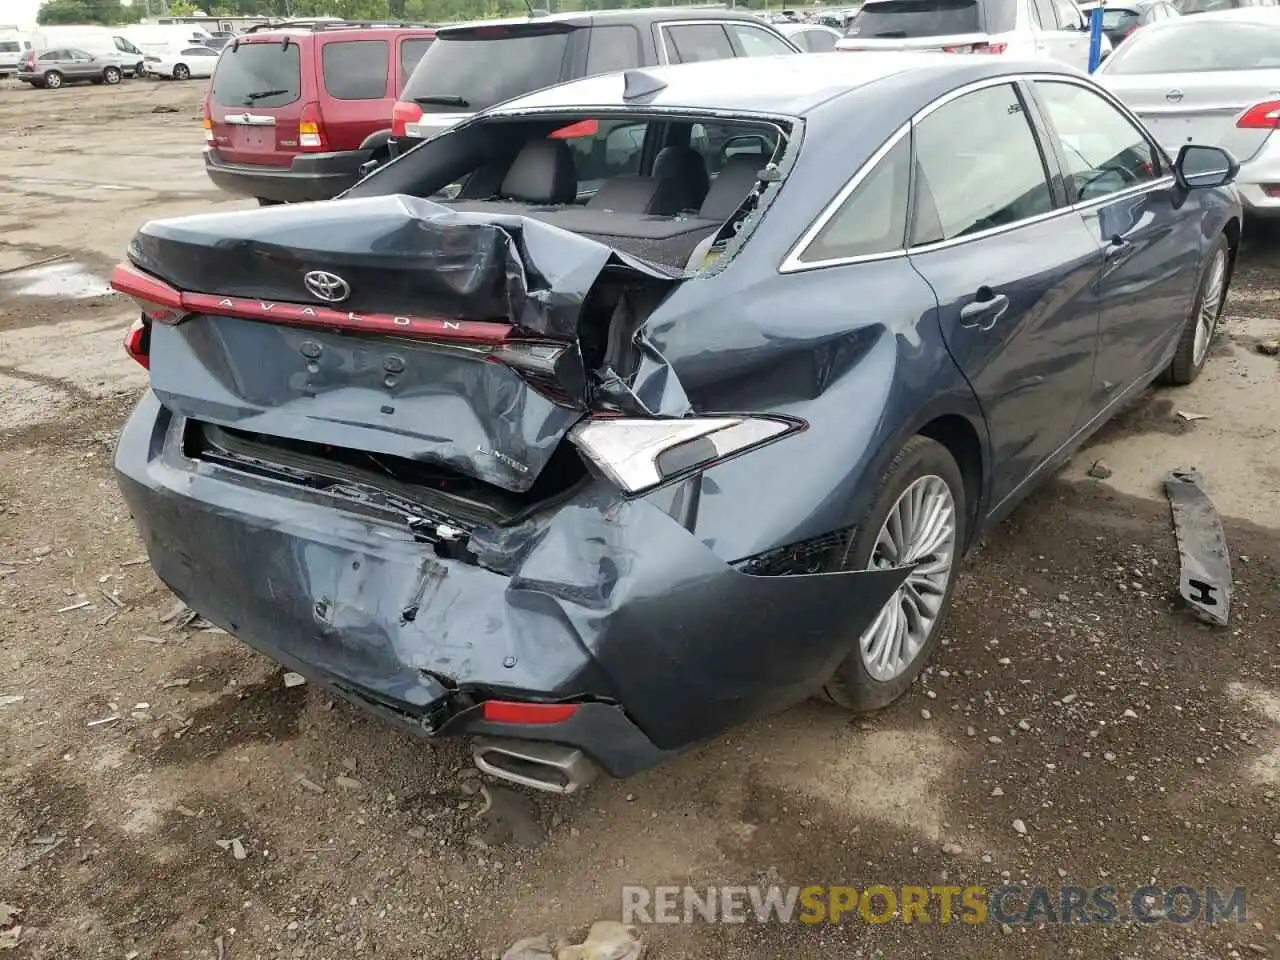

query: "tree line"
xmin=36 ymin=0 xmax=755 ymax=26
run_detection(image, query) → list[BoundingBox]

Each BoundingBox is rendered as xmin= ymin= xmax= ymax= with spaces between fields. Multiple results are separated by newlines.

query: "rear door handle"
xmin=959 ymin=291 xmax=1010 ymax=331
xmin=1105 ymin=235 xmax=1134 ymax=262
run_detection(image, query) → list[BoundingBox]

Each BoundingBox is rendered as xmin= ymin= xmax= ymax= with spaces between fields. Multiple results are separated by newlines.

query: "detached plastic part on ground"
xmin=503 ymin=921 xmax=644 ymax=960
xmin=1164 ymin=468 xmax=1232 ymax=626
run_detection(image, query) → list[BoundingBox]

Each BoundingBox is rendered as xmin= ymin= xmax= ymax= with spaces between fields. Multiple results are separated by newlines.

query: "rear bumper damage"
xmin=115 ymin=391 xmax=908 ymax=778
xmin=204 ymin=148 xmax=374 ymax=204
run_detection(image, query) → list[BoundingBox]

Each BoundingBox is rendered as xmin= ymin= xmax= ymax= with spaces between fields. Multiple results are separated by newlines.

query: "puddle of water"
xmin=3 ymin=262 xmax=113 ymax=300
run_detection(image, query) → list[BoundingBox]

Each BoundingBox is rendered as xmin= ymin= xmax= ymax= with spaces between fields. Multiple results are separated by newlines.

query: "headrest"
xmin=654 ymin=145 xmax=710 ymax=211
xmin=699 ymin=156 xmax=763 ymax=220
xmin=501 ymin=139 xmax=578 ymax=205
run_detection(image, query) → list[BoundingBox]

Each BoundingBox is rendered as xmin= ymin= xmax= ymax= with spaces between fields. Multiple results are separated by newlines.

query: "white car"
xmin=837 ymin=0 xmax=1112 ymax=72
xmin=1096 ymin=7 xmax=1280 ymax=217
xmin=146 ymin=44 xmax=219 ymax=81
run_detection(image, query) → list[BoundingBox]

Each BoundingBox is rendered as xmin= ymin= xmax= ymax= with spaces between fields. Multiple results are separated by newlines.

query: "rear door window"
xmin=586 ymin=24 xmax=642 ymax=74
xmin=847 ymin=0 xmax=983 ymax=37
xmin=398 ymin=37 xmax=432 ymax=82
xmin=555 ymin=118 xmax=649 ymax=188
xmin=402 ymin=26 xmax=573 ymax=112
xmin=726 ymin=22 xmax=798 ymax=55
xmin=212 ymin=40 xmax=301 ymax=108
xmin=664 ymin=23 xmax=735 ymax=62
xmin=322 ymin=40 xmax=389 ymax=100
xmin=690 ymin=121 xmax=780 ymax=175
xmin=800 ymin=28 xmax=839 ymax=50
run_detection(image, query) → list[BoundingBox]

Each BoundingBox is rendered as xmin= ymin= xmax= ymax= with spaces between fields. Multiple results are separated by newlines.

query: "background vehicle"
xmin=113 ymin=54 xmax=1238 ymax=790
xmin=203 ymin=36 xmax=233 ymax=51
xmin=0 ymin=33 xmax=31 ymax=78
xmin=18 ymin=47 xmax=129 ymax=88
xmin=203 ymin=21 xmax=437 ymax=205
xmin=1079 ymin=0 xmax=1179 ymax=44
xmin=837 ymin=0 xmax=1112 ymax=71
xmin=779 ymin=21 xmax=845 ymax=50
xmin=1097 ymin=7 xmax=1280 ymax=218
xmin=387 ymin=8 xmax=801 ymax=158
xmin=149 ymin=44 xmax=220 ymax=80
xmin=1174 ymin=0 xmax=1274 ymax=14
xmin=23 ymin=28 xmax=145 ymax=76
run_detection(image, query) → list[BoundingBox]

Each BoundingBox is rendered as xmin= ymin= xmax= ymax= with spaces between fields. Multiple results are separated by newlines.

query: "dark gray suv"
xmin=384 ymin=8 xmax=801 ymax=159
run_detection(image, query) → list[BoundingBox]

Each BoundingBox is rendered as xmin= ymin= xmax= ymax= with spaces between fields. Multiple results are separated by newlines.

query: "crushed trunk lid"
xmin=119 ymin=194 xmax=686 ymax=495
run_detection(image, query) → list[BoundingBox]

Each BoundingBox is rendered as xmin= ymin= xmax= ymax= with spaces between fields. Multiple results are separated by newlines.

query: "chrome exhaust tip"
xmin=471 ymin=737 xmax=599 ymax=795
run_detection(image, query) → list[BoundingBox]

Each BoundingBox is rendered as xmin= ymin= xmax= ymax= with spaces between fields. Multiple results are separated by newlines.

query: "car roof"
xmin=488 ymin=52 xmax=1079 ymax=119
xmin=237 ymin=23 xmax=436 ymax=41
xmin=437 ymin=7 xmax=780 ymax=33
xmin=1159 ymin=3 xmax=1280 ymax=18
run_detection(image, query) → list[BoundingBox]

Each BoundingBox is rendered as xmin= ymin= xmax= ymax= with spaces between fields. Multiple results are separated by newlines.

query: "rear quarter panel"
xmin=637 ymin=73 xmax=995 ymax=563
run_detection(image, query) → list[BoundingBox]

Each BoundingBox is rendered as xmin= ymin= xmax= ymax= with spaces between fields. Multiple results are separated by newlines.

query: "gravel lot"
xmin=1 ymin=78 xmax=1278 ymax=960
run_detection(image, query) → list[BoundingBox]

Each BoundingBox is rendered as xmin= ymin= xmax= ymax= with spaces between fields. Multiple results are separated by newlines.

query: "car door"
xmin=66 ymin=48 xmax=96 ymax=79
xmin=905 ymin=80 xmax=1102 ymax=514
xmin=1043 ymin=0 xmax=1091 ymax=68
xmin=1029 ymin=77 xmax=1202 ymax=413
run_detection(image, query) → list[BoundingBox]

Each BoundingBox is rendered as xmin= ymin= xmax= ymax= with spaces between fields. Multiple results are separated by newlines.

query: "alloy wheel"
xmin=1192 ymin=248 xmax=1227 ymax=369
xmin=858 ymin=475 xmax=958 ymax=682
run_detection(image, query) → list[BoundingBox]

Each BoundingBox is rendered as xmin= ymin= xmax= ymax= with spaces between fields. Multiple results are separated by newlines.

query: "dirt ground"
xmin=1 ymin=78 xmax=1279 ymax=960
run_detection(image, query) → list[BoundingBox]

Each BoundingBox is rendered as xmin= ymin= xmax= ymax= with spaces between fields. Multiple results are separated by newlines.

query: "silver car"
xmin=1096 ymin=7 xmax=1280 ymax=216
xmin=17 ymin=47 xmax=130 ymax=89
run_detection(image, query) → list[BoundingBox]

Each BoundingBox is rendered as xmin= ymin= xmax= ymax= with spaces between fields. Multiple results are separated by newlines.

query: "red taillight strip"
xmin=481 ymin=701 xmax=580 ymax=725
xmin=109 ymin=261 xmax=514 ymax=344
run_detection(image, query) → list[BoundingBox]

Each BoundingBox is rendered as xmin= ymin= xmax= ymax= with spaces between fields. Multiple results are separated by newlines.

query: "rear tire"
xmin=103 ymin=66 xmax=121 ymax=84
xmin=822 ymin=436 xmax=967 ymax=712
xmin=43 ymin=70 xmax=62 ymax=89
xmin=172 ymin=63 xmax=190 ymax=81
xmin=1161 ymin=235 xmax=1229 ymax=386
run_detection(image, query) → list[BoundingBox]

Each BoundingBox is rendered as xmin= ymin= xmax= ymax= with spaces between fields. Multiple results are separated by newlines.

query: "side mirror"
xmin=1175 ymin=144 xmax=1238 ymax=189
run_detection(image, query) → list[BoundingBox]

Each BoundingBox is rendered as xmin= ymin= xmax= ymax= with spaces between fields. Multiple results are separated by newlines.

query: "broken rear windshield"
xmin=400 ymin=25 xmax=573 ymax=113
xmin=211 ymin=40 xmax=301 ymax=108
xmin=846 ymin=0 xmax=982 ymax=37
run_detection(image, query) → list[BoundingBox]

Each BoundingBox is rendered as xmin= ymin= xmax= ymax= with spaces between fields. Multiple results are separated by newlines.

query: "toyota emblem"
xmin=303 ymin=270 xmax=350 ymax=303
xmin=1166 ymin=89 xmax=1184 ymax=103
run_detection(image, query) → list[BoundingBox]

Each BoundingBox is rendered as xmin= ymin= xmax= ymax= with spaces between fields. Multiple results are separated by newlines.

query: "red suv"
xmin=203 ymin=20 xmax=435 ymax=206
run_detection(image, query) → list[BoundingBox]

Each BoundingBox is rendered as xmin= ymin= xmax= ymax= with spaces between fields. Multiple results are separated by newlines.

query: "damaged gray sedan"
xmin=111 ymin=53 xmax=1240 ymax=792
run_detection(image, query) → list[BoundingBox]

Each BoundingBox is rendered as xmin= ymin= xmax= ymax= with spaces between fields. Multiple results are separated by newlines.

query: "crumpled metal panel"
xmin=129 ymin=195 xmax=689 ymax=493
xmin=115 ymin=393 xmax=911 ymax=755
xmin=128 ymin=194 xmax=686 ymax=337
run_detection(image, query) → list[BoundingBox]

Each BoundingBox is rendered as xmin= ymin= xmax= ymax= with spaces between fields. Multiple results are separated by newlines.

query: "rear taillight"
xmin=390 ymin=99 xmax=423 ymax=138
xmin=111 ymin=262 xmax=185 ymax=324
xmin=299 ymin=101 xmax=326 ymax=150
xmin=568 ymin=416 xmax=804 ymax=494
xmin=942 ymin=41 xmax=1008 ymax=53
xmin=481 ymin=701 xmax=579 ymax=725
xmin=123 ymin=316 xmax=150 ymax=370
xmin=1237 ymin=100 xmax=1280 ymax=130
xmin=202 ymin=98 xmax=214 ymax=143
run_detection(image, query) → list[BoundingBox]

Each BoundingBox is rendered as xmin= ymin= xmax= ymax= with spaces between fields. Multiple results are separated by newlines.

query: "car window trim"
xmin=783 ymin=75 xmax=1054 ymax=272
xmin=1025 ymin=73 xmax=1176 ymax=205
xmin=781 ymin=71 xmax=1178 ymax=273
